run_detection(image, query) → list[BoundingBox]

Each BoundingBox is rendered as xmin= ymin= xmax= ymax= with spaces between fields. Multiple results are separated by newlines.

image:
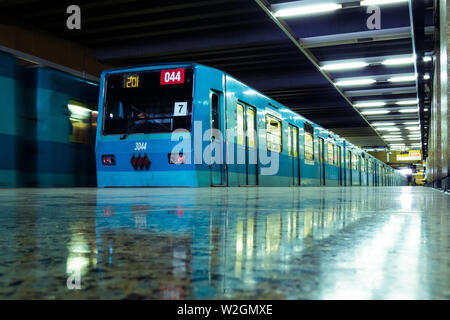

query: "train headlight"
xmin=168 ymin=153 xmax=185 ymax=165
xmin=102 ymin=155 xmax=116 ymax=165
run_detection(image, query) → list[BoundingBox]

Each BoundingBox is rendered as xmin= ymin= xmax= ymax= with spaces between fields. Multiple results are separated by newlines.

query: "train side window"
xmin=68 ymin=101 xmax=92 ymax=144
xmin=327 ymin=142 xmax=334 ymax=165
xmin=293 ymin=127 xmax=298 ymax=157
xmin=247 ymin=108 xmax=256 ymax=148
xmin=361 ymin=158 xmax=366 ymax=172
xmin=347 ymin=151 xmax=351 ymax=169
xmin=266 ymin=115 xmax=281 ymax=152
xmin=352 ymin=153 xmax=358 ymax=171
xmin=288 ymin=126 xmax=292 ymax=156
xmin=237 ymin=103 xmax=244 ymax=145
xmin=304 ymin=132 xmax=314 ymax=161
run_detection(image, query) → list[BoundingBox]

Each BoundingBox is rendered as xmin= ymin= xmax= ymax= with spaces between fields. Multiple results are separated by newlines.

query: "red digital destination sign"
xmin=160 ymin=68 xmax=185 ymax=85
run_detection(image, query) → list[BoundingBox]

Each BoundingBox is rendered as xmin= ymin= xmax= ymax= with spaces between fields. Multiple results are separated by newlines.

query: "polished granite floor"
xmin=0 ymin=186 xmax=448 ymax=300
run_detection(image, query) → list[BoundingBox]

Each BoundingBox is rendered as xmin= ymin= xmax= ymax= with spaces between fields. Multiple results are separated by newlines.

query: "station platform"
xmin=0 ymin=186 xmax=448 ymax=299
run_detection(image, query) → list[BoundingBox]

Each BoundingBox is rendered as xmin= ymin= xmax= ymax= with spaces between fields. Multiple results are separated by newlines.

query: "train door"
xmin=318 ymin=138 xmax=325 ymax=185
xmin=347 ymin=150 xmax=352 ymax=186
xmin=237 ymin=103 xmax=257 ymax=186
xmin=358 ymin=156 xmax=362 ymax=185
xmin=337 ymin=146 xmax=342 ymax=186
xmin=288 ymin=125 xmax=300 ymax=185
xmin=246 ymin=107 xmax=257 ymax=186
xmin=210 ymin=92 xmax=225 ymax=186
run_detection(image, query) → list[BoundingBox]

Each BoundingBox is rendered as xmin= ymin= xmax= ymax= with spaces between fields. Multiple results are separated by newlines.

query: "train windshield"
xmin=102 ymin=68 xmax=194 ymax=135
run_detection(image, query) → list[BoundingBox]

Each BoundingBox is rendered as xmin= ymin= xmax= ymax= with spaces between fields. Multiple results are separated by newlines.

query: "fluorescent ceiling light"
xmin=274 ymin=3 xmax=341 ymax=17
xmin=361 ymin=0 xmax=408 ymax=5
xmin=377 ymin=127 xmax=400 ymax=131
xmin=423 ymin=74 xmax=430 ymax=80
xmin=406 ymin=126 xmax=420 ymax=131
xmin=423 ymin=56 xmax=432 ymax=62
xmin=383 ymin=135 xmax=401 ymax=138
xmin=361 ymin=110 xmax=390 ymax=115
xmin=336 ymin=79 xmax=376 ymax=86
xmin=382 ymin=57 xmax=415 ymax=66
xmin=373 ymin=122 xmax=395 ymax=126
xmin=384 ymin=137 xmax=404 ymax=141
xmin=396 ymin=99 xmax=418 ymax=105
xmin=399 ymin=108 xmax=419 ymax=113
xmin=322 ymin=61 xmax=368 ymax=71
xmin=355 ymin=101 xmax=386 ymax=107
xmin=404 ymin=121 xmax=419 ymax=125
xmin=388 ymin=75 xmax=417 ymax=82
xmin=424 ymin=108 xmax=429 ymax=111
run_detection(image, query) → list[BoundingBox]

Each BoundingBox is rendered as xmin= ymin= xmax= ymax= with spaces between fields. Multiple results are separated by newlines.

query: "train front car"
xmin=95 ymin=63 xmax=218 ymax=187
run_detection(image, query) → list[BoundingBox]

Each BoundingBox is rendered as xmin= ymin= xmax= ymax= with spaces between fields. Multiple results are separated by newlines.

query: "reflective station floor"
xmin=0 ymin=187 xmax=448 ymax=299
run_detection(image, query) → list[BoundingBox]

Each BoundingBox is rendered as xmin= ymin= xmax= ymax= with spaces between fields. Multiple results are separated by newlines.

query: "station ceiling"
xmin=0 ymin=0 xmax=437 ymax=151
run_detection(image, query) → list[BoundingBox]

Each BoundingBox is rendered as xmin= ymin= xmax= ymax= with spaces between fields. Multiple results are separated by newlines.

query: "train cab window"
xmin=247 ymin=108 xmax=256 ymax=148
xmin=237 ymin=104 xmax=245 ymax=145
xmin=103 ymin=68 xmax=194 ymax=135
xmin=327 ymin=143 xmax=334 ymax=165
xmin=266 ymin=115 xmax=281 ymax=152
xmin=293 ymin=127 xmax=298 ymax=157
xmin=211 ymin=93 xmax=219 ymax=130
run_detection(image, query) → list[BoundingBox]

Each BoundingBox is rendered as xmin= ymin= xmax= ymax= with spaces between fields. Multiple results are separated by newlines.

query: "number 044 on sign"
xmin=174 ymin=102 xmax=188 ymax=116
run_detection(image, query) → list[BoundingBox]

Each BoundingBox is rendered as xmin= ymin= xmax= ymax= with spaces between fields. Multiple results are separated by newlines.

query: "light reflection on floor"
xmin=0 ymin=186 xmax=448 ymax=299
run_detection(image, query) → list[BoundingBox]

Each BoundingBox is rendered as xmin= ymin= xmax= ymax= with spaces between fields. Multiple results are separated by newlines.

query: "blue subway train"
xmin=0 ymin=52 xmax=98 ymax=187
xmin=95 ymin=63 xmax=407 ymax=187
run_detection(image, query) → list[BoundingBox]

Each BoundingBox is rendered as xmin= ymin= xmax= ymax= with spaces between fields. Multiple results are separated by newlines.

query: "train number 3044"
xmin=134 ymin=142 xmax=147 ymax=151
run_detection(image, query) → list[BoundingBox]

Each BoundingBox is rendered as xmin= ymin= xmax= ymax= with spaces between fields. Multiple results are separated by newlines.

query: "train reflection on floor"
xmin=0 ymin=187 xmax=448 ymax=299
